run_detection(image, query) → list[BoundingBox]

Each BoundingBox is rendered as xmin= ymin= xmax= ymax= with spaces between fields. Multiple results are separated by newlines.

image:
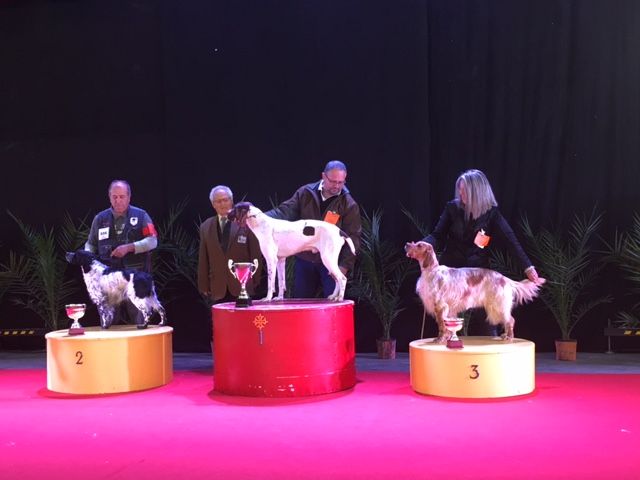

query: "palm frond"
xmin=519 ymin=210 xmax=608 ymax=340
xmin=58 ymin=212 xmax=91 ymax=252
xmin=489 ymin=250 xmax=520 ymax=279
xmin=400 ymin=205 xmax=431 ymax=238
xmin=152 ymin=199 xmax=203 ymax=305
xmin=348 ymin=208 xmax=416 ymax=340
xmin=614 ymin=311 xmax=640 ymax=329
xmin=606 ymin=212 xmax=640 ymax=288
xmin=1 ymin=211 xmax=83 ymax=330
xmin=572 ymin=295 xmax=612 ymax=326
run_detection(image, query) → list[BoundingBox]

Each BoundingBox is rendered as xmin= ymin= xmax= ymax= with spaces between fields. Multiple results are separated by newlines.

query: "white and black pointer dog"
xmin=228 ymin=202 xmax=356 ymax=301
xmin=405 ymin=241 xmax=545 ymax=342
xmin=66 ymin=250 xmax=166 ymax=329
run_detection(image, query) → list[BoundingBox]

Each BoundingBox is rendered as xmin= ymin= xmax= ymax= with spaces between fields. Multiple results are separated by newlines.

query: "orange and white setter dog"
xmin=405 ymin=241 xmax=545 ymax=342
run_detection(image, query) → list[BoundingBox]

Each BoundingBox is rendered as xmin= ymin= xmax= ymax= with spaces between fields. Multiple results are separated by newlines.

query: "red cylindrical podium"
xmin=212 ymin=299 xmax=355 ymax=397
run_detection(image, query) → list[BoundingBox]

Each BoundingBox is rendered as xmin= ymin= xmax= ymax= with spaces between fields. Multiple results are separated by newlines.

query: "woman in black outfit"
xmin=423 ymin=169 xmax=539 ymax=335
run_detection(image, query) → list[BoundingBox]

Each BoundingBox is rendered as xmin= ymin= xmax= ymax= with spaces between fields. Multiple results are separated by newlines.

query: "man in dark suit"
xmin=197 ymin=185 xmax=262 ymax=303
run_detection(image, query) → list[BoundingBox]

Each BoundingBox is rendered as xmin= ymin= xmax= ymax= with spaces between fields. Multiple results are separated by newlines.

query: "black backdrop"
xmin=2 ymin=0 xmax=640 ymax=352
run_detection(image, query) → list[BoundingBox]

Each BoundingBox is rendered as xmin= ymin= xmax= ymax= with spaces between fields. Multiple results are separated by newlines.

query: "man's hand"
xmin=111 ymin=244 xmax=134 ymax=258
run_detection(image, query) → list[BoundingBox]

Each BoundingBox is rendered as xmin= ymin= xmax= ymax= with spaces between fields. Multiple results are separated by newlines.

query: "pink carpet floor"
xmin=1 ymin=369 xmax=638 ymax=479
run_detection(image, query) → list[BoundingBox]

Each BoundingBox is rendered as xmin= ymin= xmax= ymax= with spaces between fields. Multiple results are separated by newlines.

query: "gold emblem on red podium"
xmin=253 ymin=314 xmax=268 ymax=345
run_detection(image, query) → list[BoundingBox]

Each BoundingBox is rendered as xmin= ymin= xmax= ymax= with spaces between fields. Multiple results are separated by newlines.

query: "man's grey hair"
xmin=324 ymin=160 xmax=347 ymax=174
xmin=108 ymin=180 xmax=131 ymax=196
xmin=455 ymin=169 xmax=498 ymax=220
xmin=209 ymin=185 xmax=234 ymax=203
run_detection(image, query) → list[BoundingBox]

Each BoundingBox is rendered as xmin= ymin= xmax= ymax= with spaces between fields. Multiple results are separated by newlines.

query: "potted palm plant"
xmin=348 ymin=209 xmax=415 ymax=359
xmin=0 ymin=211 xmax=89 ymax=333
xmin=519 ymin=210 xmax=611 ymax=360
xmin=603 ymin=212 xmax=640 ymax=341
xmin=152 ymin=199 xmax=204 ymax=304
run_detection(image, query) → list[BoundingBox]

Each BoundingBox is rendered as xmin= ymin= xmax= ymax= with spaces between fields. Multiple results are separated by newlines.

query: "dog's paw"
xmin=137 ymin=323 xmax=148 ymax=330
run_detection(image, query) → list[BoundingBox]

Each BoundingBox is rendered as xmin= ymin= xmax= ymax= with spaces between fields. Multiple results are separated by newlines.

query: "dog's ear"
xmin=418 ymin=242 xmax=436 ymax=269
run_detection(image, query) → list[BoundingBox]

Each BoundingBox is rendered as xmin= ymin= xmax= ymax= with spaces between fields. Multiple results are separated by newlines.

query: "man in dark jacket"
xmin=267 ymin=160 xmax=361 ymax=298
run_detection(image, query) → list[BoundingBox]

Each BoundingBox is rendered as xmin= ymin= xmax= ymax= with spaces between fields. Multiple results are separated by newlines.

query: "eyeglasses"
xmin=323 ymin=177 xmax=346 ymax=186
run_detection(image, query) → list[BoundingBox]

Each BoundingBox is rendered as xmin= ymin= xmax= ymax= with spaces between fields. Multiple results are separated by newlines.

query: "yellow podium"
xmin=46 ymin=325 xmax=173 ymax=394
xmin=409 ymin=336 xmax=535 ymax=399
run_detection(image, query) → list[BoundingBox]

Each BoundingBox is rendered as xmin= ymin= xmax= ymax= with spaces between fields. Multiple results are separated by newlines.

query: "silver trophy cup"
xmin=228 ymin=259 xmax=259 ymax=308
xmin=444 ymin=317 xmax=464 ymax=349
xmin=65 ymin=303 xmax=86 ymax=336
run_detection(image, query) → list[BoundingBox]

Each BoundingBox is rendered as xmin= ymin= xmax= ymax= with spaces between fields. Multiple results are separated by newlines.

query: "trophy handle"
xmin=250 ymin=259 xmax=259 ymax=275
xmin=228 ymin=259 xmax=235 ymax=273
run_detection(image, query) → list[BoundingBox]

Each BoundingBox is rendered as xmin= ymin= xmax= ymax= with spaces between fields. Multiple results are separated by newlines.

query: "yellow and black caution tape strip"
xmin=604 ymin=328 xmax=640 ymax=337
xmin=0 ymin=329 xmax=47 ymax=336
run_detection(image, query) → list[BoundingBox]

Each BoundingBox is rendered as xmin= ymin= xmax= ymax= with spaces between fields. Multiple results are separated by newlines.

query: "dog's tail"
xmin=338 ymin=230 xmax=356 ymax=255
xmin=511 ymin=278 xmax=546 ymax=305
xmin=343 ymin=235 xmax=356 ymax=255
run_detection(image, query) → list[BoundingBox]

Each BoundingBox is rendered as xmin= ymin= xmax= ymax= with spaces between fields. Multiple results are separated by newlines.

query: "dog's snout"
xmin=65 ymin=252 xmax=75 ymax=263
xmin=404 ymin=242 xmax=417 ymax=254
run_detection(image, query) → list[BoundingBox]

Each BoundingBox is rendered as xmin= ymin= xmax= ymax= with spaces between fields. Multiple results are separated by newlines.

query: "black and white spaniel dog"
xmin=65 ymin=250 xmax=166 ymax=329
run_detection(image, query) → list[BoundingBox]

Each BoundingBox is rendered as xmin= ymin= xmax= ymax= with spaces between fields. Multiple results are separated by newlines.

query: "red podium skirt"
xmin=212 ymin=299 xmax=355 ymax=397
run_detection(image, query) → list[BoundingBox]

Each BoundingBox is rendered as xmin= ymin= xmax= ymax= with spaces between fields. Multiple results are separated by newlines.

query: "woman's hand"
xmin=525 ymin=266 xmax=540 ymax=283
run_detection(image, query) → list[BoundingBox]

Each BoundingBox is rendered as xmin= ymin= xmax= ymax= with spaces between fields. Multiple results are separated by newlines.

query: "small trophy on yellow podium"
xmin=228 ymin=259 xmax=259 ymax=308
xmin=65 ymin=303 xmax=86 ymax=336
xmin=444 ymin=317 xmax=464 ymax=349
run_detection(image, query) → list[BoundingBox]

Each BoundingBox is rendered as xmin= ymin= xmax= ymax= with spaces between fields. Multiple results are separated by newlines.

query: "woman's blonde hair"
xmin=455 ymin=169 xmax=498 ymax=220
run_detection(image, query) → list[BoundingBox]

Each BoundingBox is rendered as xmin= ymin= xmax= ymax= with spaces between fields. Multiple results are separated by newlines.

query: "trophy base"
xmin=446 ymin=339 xmax=464 ymax=349
xmin=235 ymin=297 xmax=253 ymax=308
xmin=68 ymin=326 xmax=85 ymax=336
